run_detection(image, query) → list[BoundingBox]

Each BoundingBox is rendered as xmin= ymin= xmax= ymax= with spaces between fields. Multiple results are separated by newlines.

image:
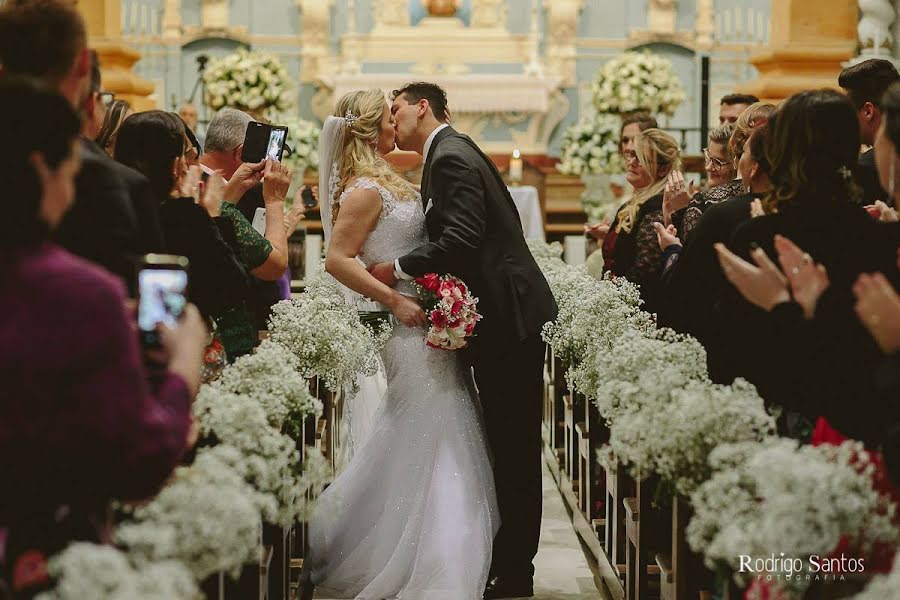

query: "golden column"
xmin=738 ymin=0 xmax=859 ymax=102
xmin=78 ymin=0 xmax=155 ymax=110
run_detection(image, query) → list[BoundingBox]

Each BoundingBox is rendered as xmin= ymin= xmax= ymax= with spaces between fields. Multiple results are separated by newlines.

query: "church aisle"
xmin=531 ymin=459 xmax=602 ymax=600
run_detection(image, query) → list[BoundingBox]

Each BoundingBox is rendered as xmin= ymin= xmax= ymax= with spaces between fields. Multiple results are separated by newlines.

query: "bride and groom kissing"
xmin=301 ymin=82 xmax=557 ymax=600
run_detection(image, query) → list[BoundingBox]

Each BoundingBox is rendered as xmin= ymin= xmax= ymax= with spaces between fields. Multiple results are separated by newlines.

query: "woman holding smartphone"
xmin=0 ymin=78 xmax=207 ymax=597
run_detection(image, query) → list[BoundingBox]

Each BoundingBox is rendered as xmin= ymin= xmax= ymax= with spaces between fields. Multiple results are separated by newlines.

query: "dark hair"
xmin=746 ymin=123 xmax=770 ymax=176
xmin=0 ymin=0 xmax=86 ymax=85
xmin=172 ymin=113 xmax=202 ymax=156
xmin=0 ymin=76 xmax=81 ymax=246
xmin=97 ymin=99 xmax=132 ymax=152
xmin=620 ymin=112 xmax=658 ymax=135
xmin=881 ymin=82 xmax=900 ymax=149
xmin=115 ymin=111 xmax=186 ymax=201
xmin=721 ymin=93 xmax=760 ymax=106
xmin=838 ymin=59 xmax=900 ymax=109
xmin=391 ymin=82 xmax=450 ymax=123
xmin=763 ymin=89 xmax=862 ymax=211
xmin=88 ymin=49 xmax=101 ymax=94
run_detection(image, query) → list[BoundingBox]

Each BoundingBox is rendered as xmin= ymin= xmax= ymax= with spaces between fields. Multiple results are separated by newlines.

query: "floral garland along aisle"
xmin=35 ymin=273 xmax=390 ymax=599
xmin=527 ymin=239 xmax=900 ymax=599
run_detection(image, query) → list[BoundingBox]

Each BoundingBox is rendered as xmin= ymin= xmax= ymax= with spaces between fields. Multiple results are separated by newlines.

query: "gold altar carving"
xmin=424 ymin=0 xmax=461 ymax=17
xmin=738 ymin=0 xmax=858 ymax=101
xmin=78 ymin=0 xmax=155 ymax=110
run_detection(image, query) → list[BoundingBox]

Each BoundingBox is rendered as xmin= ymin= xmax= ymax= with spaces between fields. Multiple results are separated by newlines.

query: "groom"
xmin=370 ymin=82 xmax=558 ymax=599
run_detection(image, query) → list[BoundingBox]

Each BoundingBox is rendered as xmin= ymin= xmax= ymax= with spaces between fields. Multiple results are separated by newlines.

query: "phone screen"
xmin=138 ymin=268 xmax=189 ymax=344
xmin=266 ymin=128 xmax=287 ymax=161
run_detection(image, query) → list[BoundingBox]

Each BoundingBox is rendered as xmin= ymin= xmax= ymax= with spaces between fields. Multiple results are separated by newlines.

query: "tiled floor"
xmin=315 ymin=459 xmax=601 ymax=600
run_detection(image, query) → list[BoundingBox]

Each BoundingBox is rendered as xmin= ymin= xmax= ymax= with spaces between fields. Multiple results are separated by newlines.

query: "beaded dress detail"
xmin=308 ymin=177 xmax=499 ymax=600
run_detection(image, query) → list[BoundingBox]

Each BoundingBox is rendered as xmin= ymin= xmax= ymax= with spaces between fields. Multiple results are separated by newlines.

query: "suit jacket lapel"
xmin=419 ymin=126 xmax=455 ymax=210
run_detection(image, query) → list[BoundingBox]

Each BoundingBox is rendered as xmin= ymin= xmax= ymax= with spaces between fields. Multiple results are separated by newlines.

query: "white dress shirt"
xmin=394 ymin=123 xmax=451 ymax=281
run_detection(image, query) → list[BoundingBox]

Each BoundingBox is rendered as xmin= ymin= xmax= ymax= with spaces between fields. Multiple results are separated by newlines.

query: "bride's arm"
xmin=325 ymin=188 xmax=426 ymax=327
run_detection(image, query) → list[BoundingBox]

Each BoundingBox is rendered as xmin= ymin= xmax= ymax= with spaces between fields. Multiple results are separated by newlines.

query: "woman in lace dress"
xmin=602 ymin=128 xmax=682 ymax=315
xmin=303 ymin=89 xmax=498 ymax=600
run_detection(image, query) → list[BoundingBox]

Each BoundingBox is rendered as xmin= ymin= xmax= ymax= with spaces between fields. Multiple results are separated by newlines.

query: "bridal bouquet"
xmin=414 ymin=273 xmax=481 ymax=350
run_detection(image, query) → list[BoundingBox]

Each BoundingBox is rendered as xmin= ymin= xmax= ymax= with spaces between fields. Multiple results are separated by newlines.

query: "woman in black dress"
xmin=602 ymin=128 xmax=681 ymax=315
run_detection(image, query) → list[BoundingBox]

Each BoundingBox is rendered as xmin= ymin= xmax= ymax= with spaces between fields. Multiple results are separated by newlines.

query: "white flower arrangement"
xmin=557 ymin=113 xmax=624 ymax=177
xmin=852 ymin=553 xmax=900 ymax=599
xmin=687 ymin=440 xmax=899 ymax=594
xmin=193 ymin=387 xmax=323 ymax=526
xmin=204 ymin=48 xmax=294 ymax=116
xmin=526 ymin=239 xmax=564 ymax=263
xmin=276 ymin=114 xmax=320 ymax=175
xmin=34 ymin=544 xmax=198 ymax=600
xmin=267 ymin=273 xmax=390 ymax=392
xmin=592 ymin=50 xmax=685 ymax=117
xmin=213 ymin=339 xmax=322 ymax=435
xmin=593 ymin=327 xmax=709 ymax=424
xmin=610 ymin=378 xmax=775 ymax=495
xmin=115 ymin=448 xmax=261 ymax=579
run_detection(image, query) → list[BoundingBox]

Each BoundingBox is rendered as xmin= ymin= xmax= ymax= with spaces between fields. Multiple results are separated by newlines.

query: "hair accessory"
xmin=343 ymin=109 xmax=359 ymax=129
xmin=837 ymin=165 xmax=853 ymax=181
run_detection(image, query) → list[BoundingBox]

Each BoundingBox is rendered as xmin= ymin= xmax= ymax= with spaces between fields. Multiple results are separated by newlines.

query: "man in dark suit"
xmin=0 ymin=0 xmax=142 ymax=288
xmin=839 ymin=59 xmax=900 ymax=205
xmin=370 ymin=82 xmax=558 ymax=599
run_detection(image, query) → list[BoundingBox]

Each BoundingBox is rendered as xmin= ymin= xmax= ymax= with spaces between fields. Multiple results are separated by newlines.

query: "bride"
xmin=302 ymin=89 xmax=499 ymax=600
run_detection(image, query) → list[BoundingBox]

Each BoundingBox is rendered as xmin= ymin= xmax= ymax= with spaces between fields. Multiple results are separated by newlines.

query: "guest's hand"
xmin=283 ymin=199 xmax=307 ymax=237
xmin=224 ymin=160 xmax=265 ymax=202
xmin=388 ymin=293 xmax=427 ymax=328
xmin=176 ymin=165 xmax=202 ymax=201
xmin=774 ymin=235 xmax=829 ymax=319
xmin=653 ymin=221 xmax=681 ymax=251
xmin=198 ymin=171 xmax=227 ymax=218
xmin=715 ymin=243 xmax=791 ymax=312
xmin=158 ymin=304 xmax=208 ymax=397
xmin=663 ymin=171 xmax=693 ymax=226
xmin=369 ymin=261 xmax=398 ymax=287
xmin=865 ymin=200 xmax=899 ymax=222
xmin=584 ymin=222 xmax=610 ymax=241
xmin=750 ymin=198 xmax=766 ymax=218
xmin=262 ymin=159 xmax=293 ymax=204
xmin=853 ymin=272 xmax=900 ymax=354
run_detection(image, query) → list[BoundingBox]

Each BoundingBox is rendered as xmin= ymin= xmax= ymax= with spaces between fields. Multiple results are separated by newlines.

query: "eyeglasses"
xmin=98 ymin=92 xmax=115 ymax=109
xmin=703 ymin=147 xmax=730 ymax=171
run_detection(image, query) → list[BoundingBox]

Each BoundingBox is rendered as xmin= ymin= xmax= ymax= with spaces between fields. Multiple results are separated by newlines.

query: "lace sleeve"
xmin=681 ymin=193 xmax=705 ymax=239
xmin=625 ymin=207 xmax=665 ymax=285
xmin=220 ymin=202 xmax=273 ymax=271
xmin=338 ymin=178 xmax=397 ymax=217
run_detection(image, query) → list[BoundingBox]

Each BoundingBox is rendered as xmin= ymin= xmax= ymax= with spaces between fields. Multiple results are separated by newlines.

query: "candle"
xmin=509 ymin=149 xmax=523 ymax=184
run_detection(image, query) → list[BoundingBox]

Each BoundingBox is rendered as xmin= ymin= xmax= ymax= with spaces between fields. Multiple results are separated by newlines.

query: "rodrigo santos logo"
xmin=738 ymin=553 xmax=865 ymax=583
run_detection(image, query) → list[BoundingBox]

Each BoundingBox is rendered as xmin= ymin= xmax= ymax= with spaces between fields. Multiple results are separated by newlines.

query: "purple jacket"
xmin=0 ymin=243 xmax=192 ymax=524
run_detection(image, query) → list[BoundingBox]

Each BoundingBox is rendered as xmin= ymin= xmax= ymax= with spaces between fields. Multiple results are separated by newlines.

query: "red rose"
xmin=416 ymin=273 xmax=441 ymax=292
xmin=451 ymin=300 xmax=463 ymax=315
xmin=430 ymin=309 xmax=448 ymax=326
xmin=465 ymin=322 xmax=476 ymax=335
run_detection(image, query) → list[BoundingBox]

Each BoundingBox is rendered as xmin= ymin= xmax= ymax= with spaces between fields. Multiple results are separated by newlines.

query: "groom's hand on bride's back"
xmin=369 ymin=261 xmax=398 ymax=287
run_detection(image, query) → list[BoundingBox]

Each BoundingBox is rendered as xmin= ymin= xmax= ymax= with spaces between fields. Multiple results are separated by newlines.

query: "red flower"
xmin=416 ymin=273 xmax=441 ymax=292
xmin=450 ymin=300 xmax=464 ymax=315
xmin=438 ymin=279 xmax=457 ymax=297
xmin=465 ymin=322 xmax=476 ymax=335
xmin=430 ymin=309 xmax=448 ymax=326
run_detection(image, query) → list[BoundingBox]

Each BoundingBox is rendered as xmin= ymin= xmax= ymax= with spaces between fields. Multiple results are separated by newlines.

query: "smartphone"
xmin=137 ymin=254 xmax=190 ymax=347
xmin=240 ymin=122 xmax=289 ymax=163
xmin=251 ymin=207 xmax=267 ymax=235
xmin=301 ymin=186 xmax=317 ymax=209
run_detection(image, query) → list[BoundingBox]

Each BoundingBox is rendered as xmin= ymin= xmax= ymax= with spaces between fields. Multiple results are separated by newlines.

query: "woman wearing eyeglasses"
xmin=601 ymin=128 xmax=681 ymax=314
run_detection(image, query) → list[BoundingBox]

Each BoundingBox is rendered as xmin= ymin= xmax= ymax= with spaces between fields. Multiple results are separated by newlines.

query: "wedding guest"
xmin=727 ymin=101 xmax=776 ymax=167
xmin=97 ymin=99 xmax=133 ymax=157
xmin=719 ymin=93 xmax=759 ymax=124
xmin=0 ymin=0 xmax=142 ymax=288
xmin=839 ymin=58 xmax=900 ymax=205
xmin=585 ymin=113 xmax=658 ymax=242
xmin=602 ymin=128 xmax=680 ymax=314
xmin=115 ymin=111 xmax=257 ymax=359
xmin=655 ymin=124 xmax=773 ymax=373
xmin=83 ymin=52 xmax=166 ymax=257
xmin=713 ymin=89 xmax=899 ymax=444
xmin=0 ymin=77 xmax=206 ymax=597
xmin=201 ymin=108 xmax=306 ymax=329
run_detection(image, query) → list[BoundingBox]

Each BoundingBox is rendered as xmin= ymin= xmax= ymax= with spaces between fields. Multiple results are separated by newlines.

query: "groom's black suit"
xmin=398 ymin=126 xmax=558 ymax=581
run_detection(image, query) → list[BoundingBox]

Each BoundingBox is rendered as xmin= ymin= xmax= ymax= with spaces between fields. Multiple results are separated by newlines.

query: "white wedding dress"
xmin=307 ymin=178 xmax=499 ymax=600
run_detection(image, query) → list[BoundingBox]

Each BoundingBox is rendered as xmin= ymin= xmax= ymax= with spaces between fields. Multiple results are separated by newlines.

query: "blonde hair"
xmin=728 ymin=101 xmax=776 ymax=166
xmin=616 ymin=128 xmax=681 ymax=234
xmin=332 ymin=89 xmax=416 ymax=223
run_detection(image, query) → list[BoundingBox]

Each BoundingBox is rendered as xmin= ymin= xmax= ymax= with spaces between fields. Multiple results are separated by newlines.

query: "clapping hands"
xmin=853 ymin=250 xmax=900 ymax=354
xmin=663 ymin=171 xmax=695 ymax=227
